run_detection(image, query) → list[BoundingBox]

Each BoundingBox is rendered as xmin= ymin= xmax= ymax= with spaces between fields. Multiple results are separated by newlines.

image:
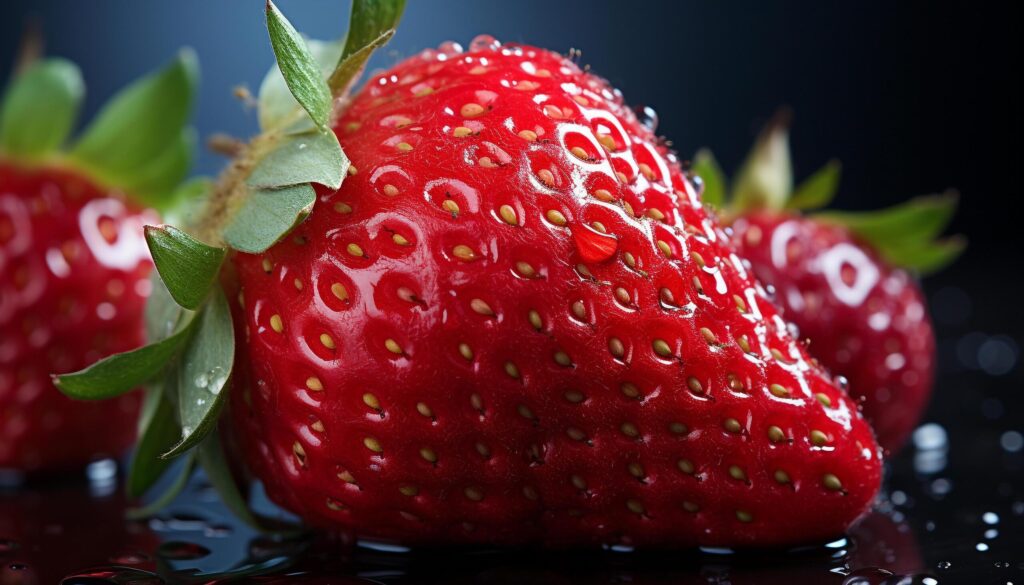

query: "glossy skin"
xmin=732 ymin=212 xmax=934 ymax=452
xmin=228 ymin=38 xmax=881 ymax=548
xmin=0 ymin=162 xmax=152 ymax=472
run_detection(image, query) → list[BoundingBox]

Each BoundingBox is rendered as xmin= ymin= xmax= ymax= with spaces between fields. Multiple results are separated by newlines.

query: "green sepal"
xmin=731 ymin=111 xmax=792 ymax=213
xmin=327 ymin=0 xmax=406 ymax=97
xmin=691 ymin=148 xmax=727 ymax=209
xmin=787 ymin=159 xmax=841 ymax=211
xmin=162 ymin=287 xmax=234 ymax=459
xmin=127 ymin=452 xmax=196 ymax=520
xmin=265 ymin=0 xmax=332 ymax=130
xmin=248 ymin=129 xmax=348 ymax=191
xmin=69 ymin=49 xmax=198 ymax=208
xmin=222 ymin=183 xmax=316 ymax=254
xmin=0 ymin=58 xmax=84 ymax=158
xmin=127 ymin=386 xmax=183 ymax=498
xmin=145 ymin=225 xmax=226 ymax=310
xmin=119 ymin=128 xmax=197 ymax=207
xmin=328 ymin=29 xmax=394 ymax=97
xmin=53 ymin=314 xmax=196 ymax=400
xmin=259 ymin=39 xmax=343 ymax=132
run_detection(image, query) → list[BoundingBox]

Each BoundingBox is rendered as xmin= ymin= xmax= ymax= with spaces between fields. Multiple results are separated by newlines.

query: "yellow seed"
xmin=442 ymin=199 xmax=460 ymax=214
xmin=597 ymin=134 xmax=616 ymax=151
xmin=292 ymin=441 xmax=306 ymax=466
xmin=458 ymin=343 xmax=474 ymax=360
xmin=420 ymin=447 xmax=438 ymax=463
xmin=737 ymin=335 xmax=752 ymax=353
xmin=733 ymin=294 xmax=747 ymax=312
xmin=729 ymin=465 xmax=747 ymax=482
xmin=592 ymin=188 xmax=615 ymax=202
xmin=546 ymin=209 xmax=567 ymax=225
xmin=311 ymin=420 xmax=325 ymax=432
xmin=701 ymin=327 xmax=717 ymax=344
xmin=498 ymin=204 xmax=519 ymax=226
xmin=638 ymin=163 xmax=655 ymax=180
xmin=346 ymin=243 xmax=364 ymax=257
xmin=537 ymin=169 xmax=556 ymax=187
xmin=823 ymin=474 xmax=843 ymax=491
xmin=554 ymin=351 xmax=572 ymax=366
xmin=736 ymin=510 xmax=753 ymax=523
xmin=657 ymin=240 xmax=672 ymax=258
xmin=338 ymin=470 xmax=356 ymax=483
xmin=691 ymin=251 xmax=706 ymax=268
xmin=620 ymin=422 xmax=640 ymax=438
xmin=461 ymin=103 xmax=486 ymax=118
xmin=608 ymin=338 xmax=625 ymax=358
xmin=723 ymin=418 xmax=743 ymax=434
xmin=478 ymin=156 xmax=496 ymax=168
xmin=414 ymin=86 xmax=434 ymax=97
xmin=573 ymin=95 xmax=590 ymax=106
xmin=687 ymin=377 xmax=704 ymax=395
xmin=624 ymin=201 xmax=637 ymax=217
xmin=535 ymin=68 xmax=552 ymax=78
xmin=768 ymin=426 xmax=786 ymax=443
xmin=669 ymin=422 xmax=688 ymax=434
xmin=771 ymin=348 xmax=788 ymax=362
xmin=810 ymin=430 xmax=829 ymax=446
xmin=364 ymin=437 xmax=383 ymax=453
xmin=453 ymin=244 xmax=477 ymax=261
xmin=320 ymin=333 xmax=336 ymax=349
xmin=528 ymin=310 xmax=543 ymax=330
xmin=504 ymin=362 xmax=520 ymax=378
xmin=384 ymin=338 xmax=403 ymax=354
xmin=475 ymin=442 xmax=491 ymax=457
xmin=383 ymin=184 xmax=400 ymax=196
xmin=399 ymin=485 xmax=419 ymax=496
xmin=774 ymin=470 xmax=791 ymax=484
xmin=305 ymin=377 xmax=323 ymax=392
xmin=416 ymin=402 xmax=433 ymax=417
xmin=470 ymin=393 xmax=484 ymax=412
xmin=334 ymin=202 xmax=353 ymax=214
xmin=647 ymin=207 xmax=666 ymax=221
xmin=453 ymin=126 xmax=473 ymax=138
xmin=270 ymin=314 xmax=283 ymax=333
xmin=570 ymin=146 xmax=589 ymax=160
xmin=391 ymin=233 xmax=410 ymax=246
xmin=652 ymin=339 xmax=672 ymax=357
xmin=523 ymin=486 xmax=539 ymax=500
xmin=515 ymin=261 xmax=537 ymax=278
xmin=518 ymin=129 xmax=538 ymax=142
xmin=363 ymin=393 xmax=381 ymax=409
xmin=571 ymin=475 xmax=587 ymax=490
xmin=628 ymin=462 xmax=645 ymax=479
xmin=464 ymin=487 xmax=484 ymax=501
xmin=621 ymin=382 xmax=640 ymax=399
xmin=614 ymin=287 xmax=630 ymax=304
xmin=567 ymin=427 xmax=587 ymax=441
xmin=571 ymin=300 xmax=587 ymax=320
xmin=564 ymin=390 xmax=585 ymax=403
xmin=293 ymin=278 xmax=303 ymax=290
xmin=678 ymin=459 xmax=695 ymax=474
xmin=471 ymin=298 xmax=494 ymax=316
xmin=626 ymin=499 xmax=645 ymax=515
xmin=262 ymin=257 xmax=273 ymax=273
xmin=769 ymin=383 xmax=791 ymax=398
xmin=816 ymin=393 xmax=833 ymax=408
xmin=683 ymin=501 xmax=700 ymax=513
xmin=517 ymin=404 xmax=534 ymax=420
xmin=591 ymin=221 xmax=607 ymax=233
xmin=347 ymin=165 xmax=358 ymax=175
xmin=692 ymin=276 xmax=705 ymax=294
xmin=616 ymin=171 xmax=629 ymax=183
xmin=396 ymin=142 xmax=413 ymax=152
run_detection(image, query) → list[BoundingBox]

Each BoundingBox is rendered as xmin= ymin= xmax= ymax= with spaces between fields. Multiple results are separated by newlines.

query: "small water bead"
xmin=634 ymin=105 xmax=659 ymax=132
xmin=469 ymin=34 xmax=502 ymax=52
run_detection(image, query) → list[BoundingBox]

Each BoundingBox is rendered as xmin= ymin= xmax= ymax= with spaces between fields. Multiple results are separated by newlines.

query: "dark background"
xmin=1 ymin=1 xmax=1021 ymax=581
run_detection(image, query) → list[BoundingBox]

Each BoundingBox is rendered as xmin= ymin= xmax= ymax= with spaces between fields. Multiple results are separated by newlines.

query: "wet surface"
xmin=1 ymin=284 xmax=1022 ymax=584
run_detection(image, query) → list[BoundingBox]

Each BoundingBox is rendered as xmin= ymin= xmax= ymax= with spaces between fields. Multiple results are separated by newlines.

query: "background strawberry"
xmin=0 ymin=50 xmax=198 ymax=473
xmin=693 ymin=114 xmax=962 ymax=453
xmin=58 ymin=1 xmax=881 ymax=549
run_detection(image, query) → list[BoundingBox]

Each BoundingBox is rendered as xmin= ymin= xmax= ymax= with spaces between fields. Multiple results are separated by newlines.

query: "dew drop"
xmin=469 ymin=34 xmax=501 ymax=52
xmin=634 ymin=105 xmax=659 ymax=132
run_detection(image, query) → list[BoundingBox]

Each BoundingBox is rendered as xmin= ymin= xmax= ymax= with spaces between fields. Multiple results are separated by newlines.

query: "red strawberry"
xmin=693 ymin=115 xmax=962 ymax=452
xmin=58 ymin=4 xmax=881 ymax=549
xmin=0 ymin=51 xmax=197 ymax=473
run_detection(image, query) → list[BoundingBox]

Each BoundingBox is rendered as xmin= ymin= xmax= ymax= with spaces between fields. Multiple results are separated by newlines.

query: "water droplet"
xmin=937 ymin=561 xmax=952 ymax=569
xmin=834 ymin=375 xmax=850 ymax=392
xmin=157 ymin=541 xmax=210 ymax=561
xmin=469 ymin=34 xmax=501 ymax=52
xmin=634 ymin=105 xmax=659 ymax=132
xmin=436 ymin=41 xmax=464 ymax=58
xmin=7 ymin=563 xmax=27 ymax=570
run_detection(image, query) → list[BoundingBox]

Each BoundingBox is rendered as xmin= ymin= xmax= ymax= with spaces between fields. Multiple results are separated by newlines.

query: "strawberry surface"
xmin=224 ymin=38 xmax=882 ymax=548
xmin=731 ymin=212 xmax=934 ymax=453
xmin=0 ymin=162 xmax=153 ymax=472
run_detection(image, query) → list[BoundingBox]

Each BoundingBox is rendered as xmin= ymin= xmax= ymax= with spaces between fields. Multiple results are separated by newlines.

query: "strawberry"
xmin=693 ymin=114 xmax=963 ymax=452
xmin=57 ymin=2 xmax=881 ymax=548
xmin=0 ymin=50 xmax=198 ymax=473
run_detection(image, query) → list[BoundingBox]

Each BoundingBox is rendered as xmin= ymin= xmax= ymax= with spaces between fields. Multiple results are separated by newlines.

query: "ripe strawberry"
xmin=693 ymin=115 xmax=962 ymax=452
xmin=0 ymin=51 xmax=197 ymax=473
xmin=58 ymin=3 xmax=881 ymax=549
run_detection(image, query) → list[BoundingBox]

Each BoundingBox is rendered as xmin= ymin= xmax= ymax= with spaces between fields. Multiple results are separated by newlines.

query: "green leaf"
xmin=54 ymin=319 xmax=195 ymax=400
xmin=340 ymin=0 xmax=406 ymax=64
xmin=145 ymin=225 xmax=226 ymax=310
xmin=222 ymin=183 xmax=316 ymax=254
xmin=196 ymin=430 xmax=264 ymax=530
xmin=265 ymin=0 xmax=332 ymax=130
xmin=70 ymin=49 xmax=198 ymax=190
xmin=732 ymin=111 xmax=793 ymax=213
xmin=127 ymin=452 xmax=196 ymax=519
xmin=248 ymin=129 xmax=348 ymax=190
xmin=815 ymin=192 xmax=959 ymax=250
xmin=120 ymin=128 xmax=197 ymax=209
xmin=145 ymin=272 xmax=191 ymax=343
xmin=127 ymin=387 xmax=181 ymax=498
xmin=882 ymin=236 xmax=966 ymax=275
xmin=0 ymin=58 xmax=84 ymax=158
xmin=258 ymin=39 xmax=343 ymax=132
xmin=787 ymin=159 xmax=841 ymax=211
xmin=691 ymin=149 xmax=727 ymax=209
xmin=162 ymin=287 xmax=234 ymax=459
xmin=328 ymin=29 xmax=394 ymax=97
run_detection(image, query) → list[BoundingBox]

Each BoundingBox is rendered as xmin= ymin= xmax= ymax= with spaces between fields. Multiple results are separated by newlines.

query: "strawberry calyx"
xmin=0 ymin=49 xmax=199 ymax=214
xmin=692 ymin=111 xmax=965 ymax=275
xmin=53 ymin=0 xmax=406 ymax=530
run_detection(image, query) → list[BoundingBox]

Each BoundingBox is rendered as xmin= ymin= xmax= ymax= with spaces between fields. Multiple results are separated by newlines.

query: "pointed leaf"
xmin=162 ymin=287 xmax=234 ymax=459
xmin=340 ymin=0 xmax=407 ymax=64
xmin=145 ymin=272 xmax=189 ymax=343
xmin=328 ymin=29 xmax=394 ymax=97
xmin=0 ymin=58 xmax=83 ymax=158
xmin=691 ymin=149 xmax=727 ymax=208
xmin=127 ymin=453 xmax=196 ymax=519
xmin=222 ymin=183 xmax=316 ymax=254
xmin=787 ymin=159 xmax=841 ymax=211
xmin=258 ymin=39 xmax=343 ymax=132
xmin=265 ymin=0 xmax=332 ymax=129
xmin=70 ymin=49 xmax=198 ymax=189
xmin=248 ymin=129 xmax=348 ymax=190
xmin=120 ymin=128 xmax=197 ymax=209
xmin=197 ymin=430 xmax=274 ymax=532
xmin=54 ymin=318 xmax=195 ymax=400
xmin=882 ymin=236 xmax=966 ymax=275
xmin=732 ymin=111 xmax=793 ymax=213
xmin=145 ymin=225 xmax=226 ymax=310
xmin=815 ymin=192 xmax=960 ymax=250
xmin=127 ymin=387 xmax=182 ymax=498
